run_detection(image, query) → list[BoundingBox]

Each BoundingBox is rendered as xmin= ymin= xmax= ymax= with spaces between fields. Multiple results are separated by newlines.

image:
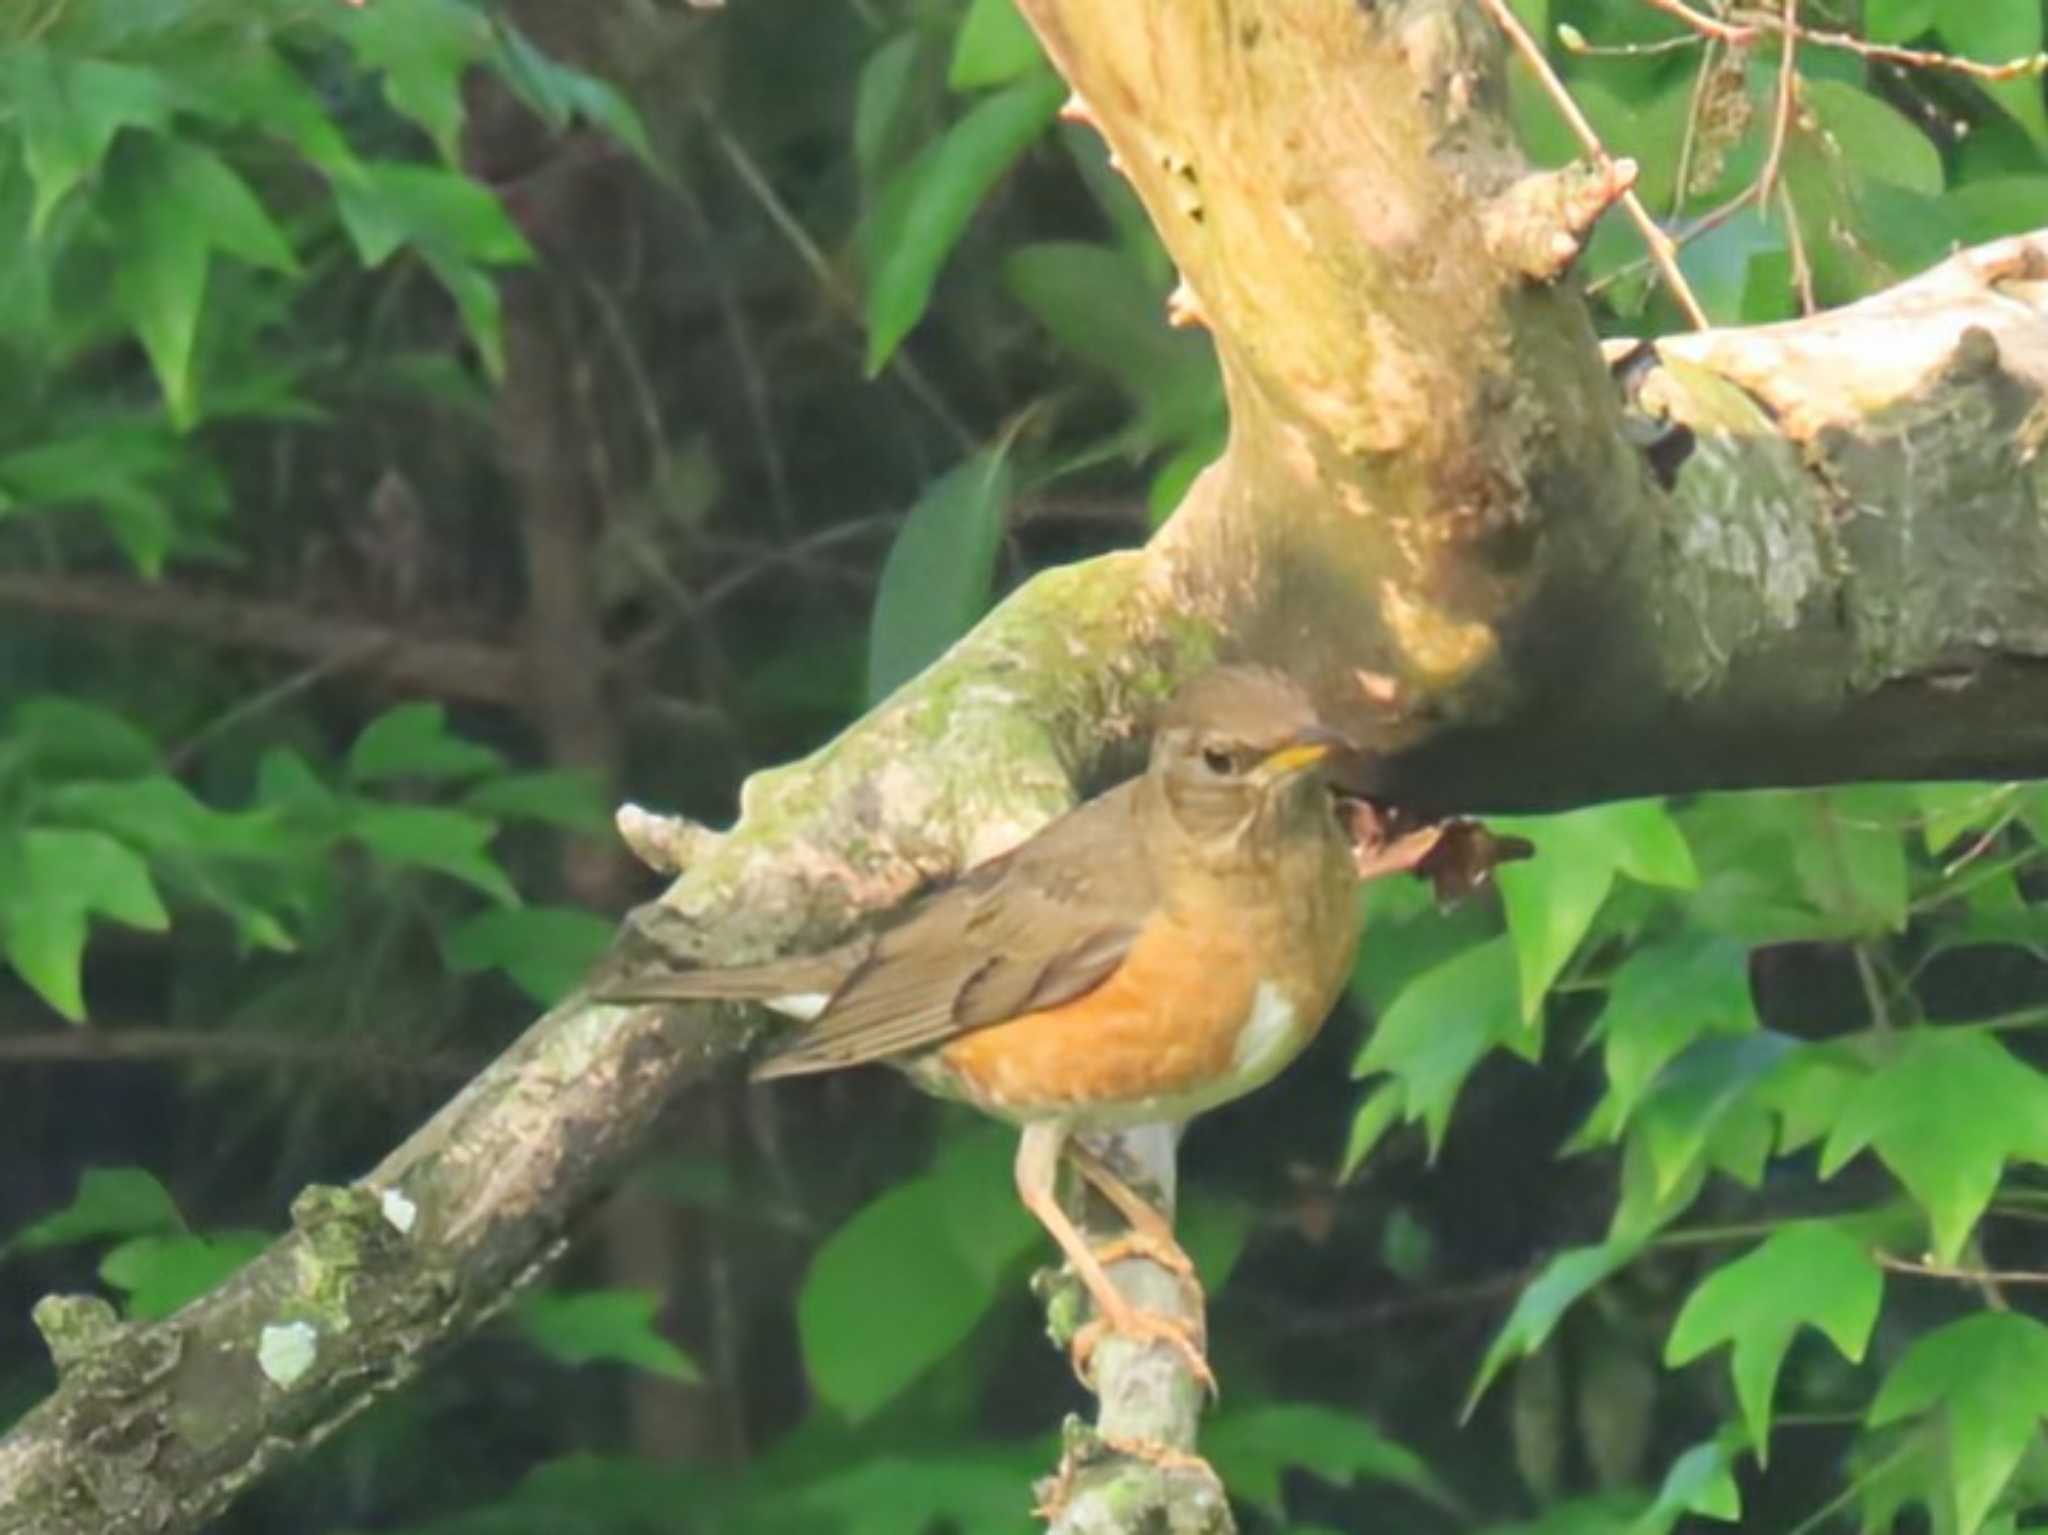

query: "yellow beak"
xmin=1257 ymin=726 xmax=1353 ymax=780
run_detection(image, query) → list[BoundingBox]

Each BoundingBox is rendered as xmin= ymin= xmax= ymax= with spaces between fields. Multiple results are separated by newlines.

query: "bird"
xmin=599 ymin=665 xmax=1368 ymax=1389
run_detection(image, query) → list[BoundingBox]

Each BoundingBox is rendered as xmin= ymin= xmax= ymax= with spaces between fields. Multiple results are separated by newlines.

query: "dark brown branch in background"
xmin=0 ymin=573 xmax=520 ymax=704
xmin=0 ymin=1027 xmax=477 ymax=1080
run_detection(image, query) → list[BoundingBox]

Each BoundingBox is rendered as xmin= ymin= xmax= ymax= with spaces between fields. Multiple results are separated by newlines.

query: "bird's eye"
xmin=1201 ymin=747 xmax=1234 ymax=776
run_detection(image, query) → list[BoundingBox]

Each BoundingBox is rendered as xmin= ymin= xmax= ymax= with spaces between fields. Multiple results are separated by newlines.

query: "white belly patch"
xmin=766 ymin=992 xmax=830 ymax=1021
xmin=1231 ymin=980 xmax=1301 ymax=1081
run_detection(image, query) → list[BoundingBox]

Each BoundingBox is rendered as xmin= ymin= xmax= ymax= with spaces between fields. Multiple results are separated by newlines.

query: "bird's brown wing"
xmin=752 ymin=782 xmax=1158 ymax=1079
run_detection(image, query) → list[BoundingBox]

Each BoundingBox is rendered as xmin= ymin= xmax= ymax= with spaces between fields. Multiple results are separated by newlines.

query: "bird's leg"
xmin=1062 ymin=1139 xmax=1198 ymax=1281
xmin=1015 ymin=1123 xmax=1216 ymax=1397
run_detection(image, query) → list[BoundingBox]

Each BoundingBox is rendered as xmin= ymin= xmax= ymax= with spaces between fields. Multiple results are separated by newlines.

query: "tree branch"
xmin=0 ymin=573 xmax=522 ymax=704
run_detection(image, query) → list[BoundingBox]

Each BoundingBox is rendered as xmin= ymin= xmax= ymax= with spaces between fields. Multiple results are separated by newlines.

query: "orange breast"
xmin=930 ymin=903 xmax=1350 ymax=1128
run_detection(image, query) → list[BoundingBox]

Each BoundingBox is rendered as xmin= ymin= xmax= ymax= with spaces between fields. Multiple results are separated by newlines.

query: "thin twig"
xmin=1668 ymin=38 xmax=1720 ymax=218
xmin=1645 ymin=1 xmax=2048 ymax=84
xmin=1875 ymin=1249 xmax=2048 ymax=1288
xmin=1559 ymin=24 xmax=1703 ymax=59
xmin=1778 ymin=182 xmax=1816 ymax=313
xmin=697 ymin=114 xmax=977 ymax=451
xmin=1736 ymin=11 xmax=2048 ymax=83
xmin=1480 ymin=0 xmax=1712 ymax=327
xmin=1754 ymin=0 xmax=1798 ymax=208
xmin=665 ymin=159 xmax=797 ymax=537
xmin=167 ymin=635 xmax=393 ymax=770
xmin=1643 ymin=0 xmax=1760 ymax=45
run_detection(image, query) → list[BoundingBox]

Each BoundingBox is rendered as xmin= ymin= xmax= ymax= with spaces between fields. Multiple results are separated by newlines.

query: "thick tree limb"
xmin=9 ymin=2 xmax=2048 ymax=1530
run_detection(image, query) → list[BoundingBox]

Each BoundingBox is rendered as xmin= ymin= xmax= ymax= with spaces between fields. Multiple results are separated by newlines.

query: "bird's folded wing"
xmin=752 ymin=782 xmax=1157 ymax=1078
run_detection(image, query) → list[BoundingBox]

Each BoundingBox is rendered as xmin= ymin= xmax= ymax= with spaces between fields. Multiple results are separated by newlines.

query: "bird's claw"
xmin=1069 ymin=1309 xmax=1218 ymax=1400
xmin=1090 ymin=1230 xmax=1198 ymax=1281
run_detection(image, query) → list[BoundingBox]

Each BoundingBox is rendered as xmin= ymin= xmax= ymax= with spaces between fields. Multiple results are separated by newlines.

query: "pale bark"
xmin=7 ymin=1 xmax=2048 ymax=1530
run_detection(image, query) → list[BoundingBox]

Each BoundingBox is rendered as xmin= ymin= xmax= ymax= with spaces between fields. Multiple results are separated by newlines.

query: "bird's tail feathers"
xmin=594 ymin=952 xmax=850 ymax=1009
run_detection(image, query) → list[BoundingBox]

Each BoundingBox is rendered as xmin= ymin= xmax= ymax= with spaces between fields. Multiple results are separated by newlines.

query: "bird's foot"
xmin=1069 ymin=1305 xmax=1218 ymax=1400
xmin=1097 ymin=1433 xmax=1217 ymax=1476
xmin=1090 ymin=1229 xmax=1198 ymax=1281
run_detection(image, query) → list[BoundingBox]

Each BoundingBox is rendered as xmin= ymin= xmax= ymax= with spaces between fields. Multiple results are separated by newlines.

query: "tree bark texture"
xmin=6 ymin=2 xmax=2048 ymax=1529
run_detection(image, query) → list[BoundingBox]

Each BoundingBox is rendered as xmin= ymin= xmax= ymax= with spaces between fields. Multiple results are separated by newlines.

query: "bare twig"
xmin=1875 ymin=1250 xmax=2047 ymax=1288
xmin=1755 ymin=0 xmax=1798 ymax=208
xmin=1480 ymin=0 xmax=1712 ymax=327
xmin=1642 ymin=0 xmax=1760 ymax=46
xmin=1779 ymin=181 xmax=1816 ymax=314
xmin=697 ymin=114 xmax=977 ymax=451
xmin=1642 ymin=0 xmax=2048 ymax=84
xmin=167 ymin=638 xmax=393 ymax=770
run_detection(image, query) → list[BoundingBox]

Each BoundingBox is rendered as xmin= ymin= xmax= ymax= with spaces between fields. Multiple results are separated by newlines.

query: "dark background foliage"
xmin=5 ymin=1 xmax=2048 ymax=1530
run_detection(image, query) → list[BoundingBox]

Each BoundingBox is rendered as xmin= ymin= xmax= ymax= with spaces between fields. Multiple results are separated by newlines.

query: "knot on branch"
xmin=1481 ymin=157 xmax=1638 ymax=282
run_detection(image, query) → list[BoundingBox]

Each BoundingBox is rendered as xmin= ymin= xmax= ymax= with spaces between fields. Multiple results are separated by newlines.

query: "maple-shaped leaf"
xmin=1870 ymin=1312 xmax=2048 ymax=1535
xmin=1819 ymin=1029 xmax=2048 ymax=1261
xmin=1665 ymin=1222 xmax=1882 ymax=1463
xmin=1354 ymin=935 xmax=1533 ymax=1157
xmin=1491 ymin=799 xmax=1697 ymax=1020
xmin=1463 ymin=1238 xmax=1642 ymax=1419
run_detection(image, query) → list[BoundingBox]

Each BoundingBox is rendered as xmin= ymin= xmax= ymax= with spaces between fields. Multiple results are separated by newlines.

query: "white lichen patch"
xmin=258 ymin=1321 xmax=319 ymax=1387
xmin=379 ymin=1187 xmax=418 ymax=1235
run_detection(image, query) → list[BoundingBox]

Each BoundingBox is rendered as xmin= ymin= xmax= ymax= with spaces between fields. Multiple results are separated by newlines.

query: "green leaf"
xmin=1 ymin=828 xmax=170 ymax=1019
xmin=1871 ymin=1312 xmax=2048 ymax=1535
xmin=331 ymin=0 xmax=491 ymax=164
xmin=866 ymin=448 xmax=1012 ymax=705
xmin=1467 ymin=1240 xmax=1642 ymax=1418
xmin=1203 ymin=1404 xmax=1455 ymax=1516
xmin=488 ymin=18 xmax=656 ymax=170
xmin=1793 ymin=790 xmax=1910 ymax=936
xmin=1757 ymin=1043 xmax=1863 ymax=1155
xmin=1867 ymin=0 xmax=1935 ymax=44
xmin=1664 ymin=1223 xmax=1882 ymax=1461
xmin=1492 ymin=800 xmax=1696 ymax=1019
xmin=1820 ymin=1028 xmax=2048 ymax=1261
xmin=336 ymin=162 xmax=533 ymax=269
xmin=10 ymin=48 xmax=172 ymax=235
xmin=949 ymin=0 xmax=1045 ymax=90
xmin=8 ymin=697 xmax=158 ymax=778
xmin=422 ymin=252 xmax=508 ymax=382
xmin=4 ymin=1166 xmax=183 ymax=1256
xmin=1912 ymin=782 xmax=2017 ymax=856
xmin=347 ymin=702 xmax=506 ymax=785
xmin=444 ymin=907 xmax=612 ymax=1003
xmin=854 ymin=33 xmax=925 ymax=187
xmin=1630 ymin=1032 xmax=1794 ymax=1204
xmin=798 ymin=1125 xmax=1036 ymax=1421
xmin=1338 ymin=1079 xmax=1405 ymax=1180
xmin=462 ymin=770 xmax=611 ymax=833
xmin=347 ymin=803 xmax=518 ymax=906
xmin=1800 ymin=79 xmax=1945 ymax=196
xmin=1354 ymin=935 xmax=1525 ymax=1157
xmin=94 ymin=139 xmax=292 ymax=428
xmin=100 ymin=1230 xmax=267 ymax=1320
xmin=174 ymin=45 xmax=358 ymax=177
xmin=863 ymin=71 xmax=1064 ymax=373
xmin=1004 ymin=241 xmax=1220 ymax=442
xmin=1632 ymin=1432 xmax=1744 ymax=1532
xmin=100 ymin=140 xmax=207 ymax=427
xmin=514 ymin=1288 xmax=702 ymax=1382
xmin=1938 ymin=4 xmax=2048 ymax=147
xmin=1588 ymin=931 xmax=1757 ymax=1130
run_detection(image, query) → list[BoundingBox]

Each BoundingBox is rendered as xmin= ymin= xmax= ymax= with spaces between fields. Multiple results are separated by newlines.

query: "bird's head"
xmin=1146 ymin=665 xmax=1357 ymax=860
